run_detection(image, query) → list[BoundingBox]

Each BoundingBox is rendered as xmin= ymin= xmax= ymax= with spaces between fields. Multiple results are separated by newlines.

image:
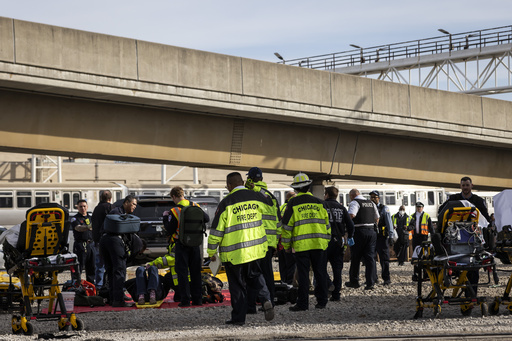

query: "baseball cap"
xmin=246 ymin=167 xmax=262 ymax=179
xmin=370 ymin=190 xmax=380 ymax=197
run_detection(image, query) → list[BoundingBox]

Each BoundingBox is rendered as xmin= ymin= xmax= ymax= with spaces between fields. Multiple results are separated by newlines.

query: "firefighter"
xmin=281 ymin=172 xmax=331 ymax=311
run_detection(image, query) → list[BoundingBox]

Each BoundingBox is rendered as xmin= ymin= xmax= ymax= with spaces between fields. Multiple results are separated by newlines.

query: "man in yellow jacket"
xmin=208 ymin=172 xmax=275 ymax=325
xmin=281 ymin=172 xmax=331 ymax=311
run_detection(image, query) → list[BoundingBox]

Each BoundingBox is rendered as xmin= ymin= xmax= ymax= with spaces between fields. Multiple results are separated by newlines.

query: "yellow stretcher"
xmin=412 ymin=206 xmax=497 ymax=318
xmin=3 ymin=203 xmax=85 ymax=335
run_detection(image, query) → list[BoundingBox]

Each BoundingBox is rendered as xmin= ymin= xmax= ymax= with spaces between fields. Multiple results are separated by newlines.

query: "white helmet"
xmin=291 ymin=172 xmax=313 ymax=189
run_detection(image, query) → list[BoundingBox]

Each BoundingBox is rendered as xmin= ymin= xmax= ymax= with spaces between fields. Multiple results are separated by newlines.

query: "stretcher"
xmin=2 ymin=203 xmax=84 ymax=335
xmin=412 ymin=206 xmax=498 ymax=318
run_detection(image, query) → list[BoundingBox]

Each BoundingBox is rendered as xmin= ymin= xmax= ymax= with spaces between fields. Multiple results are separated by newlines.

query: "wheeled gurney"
xmin=2 ymin=203 xmax=84 ymax=335
xmin=412 ymin=206 xmax=498 ymax=318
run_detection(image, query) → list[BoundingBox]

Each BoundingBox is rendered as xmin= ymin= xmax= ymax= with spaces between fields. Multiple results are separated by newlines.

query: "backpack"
xmin=201 ymin=273 xmax=224 ymax=303
xmin=179 ymin=204 xmax=206 ymax=247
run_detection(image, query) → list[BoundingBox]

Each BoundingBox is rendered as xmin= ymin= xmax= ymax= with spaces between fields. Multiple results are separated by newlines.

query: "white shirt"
xmin=348 ymin=195 xmax=379 ymax=225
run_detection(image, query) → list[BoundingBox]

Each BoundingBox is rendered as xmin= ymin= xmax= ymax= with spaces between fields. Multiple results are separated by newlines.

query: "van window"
xmin=17 ymin=191 xmax=32 ymax=208
xmin=0 ymin=191 xmax=13 ymax=208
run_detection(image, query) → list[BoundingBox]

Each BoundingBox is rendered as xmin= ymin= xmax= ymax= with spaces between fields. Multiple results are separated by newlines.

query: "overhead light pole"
xmin=375 ymin=46 xmax=389 ymax=63
xmin=464 ymin=34 xmax=477 ymax=49
xmin=274 ymin=52 xmax=285 ymax=64
xmin=438 ymin=29 xmax=453 ymax=51
xmin=350 ymin=44 xmax=365 ymax=63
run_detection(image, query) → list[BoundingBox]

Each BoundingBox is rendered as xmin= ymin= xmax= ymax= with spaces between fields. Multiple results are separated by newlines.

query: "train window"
xmin=33 ymin=191 xmax=49 ymax=205
xmin=411 ymin=193 xmax=417 ymax=204
xmin=63 ymin=193 xmax=70 ymax=209
xmin=272 ymin=191 xmax=282 ymax=206
xmin=16 ymin=191 xmax=32 ymax=208
xmin=427 ymin=191 xmax=435 ymax=205
xmin=438 ymin=192 xmax=444 ymax=205
xmin=384 ymin=192 xmax=396 ymax=205
xmin=339 ymin=194 xmax=344 ymax=206
xmin=0 ymin=191 xmax=13 ymax=208
xmin=403 ymin=194 xmax=409 ymax=206
xmin=73 ymin=193 xmax=80 ymax=208
xmin=345 ymin=194 xmax=350 ymax=204
xmin=114 ymin=191 xmax=122 ymax=202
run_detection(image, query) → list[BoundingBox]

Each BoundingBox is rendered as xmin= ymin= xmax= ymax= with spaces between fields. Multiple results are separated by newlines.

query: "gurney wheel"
xmin=72 ymin=318 xmax=84 ymax=331
xmin=481 ymin=302 xmax=489 ymax=317
xmin=489 ymin=299 xmax=500 ymax=316
xmin=11 ymin=316 xmax=22 ymax=334
xmin=461 ymin=304 xmax=473 ymax=317
xmin=433 ymin=305 xmax=441 ymax=318
xmin=22 ymin=321 xmax=34 ymax=336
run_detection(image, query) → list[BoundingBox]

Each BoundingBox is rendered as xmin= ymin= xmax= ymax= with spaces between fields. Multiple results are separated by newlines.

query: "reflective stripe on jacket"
xmin=251 ymin=181 xmax=281 ymax=248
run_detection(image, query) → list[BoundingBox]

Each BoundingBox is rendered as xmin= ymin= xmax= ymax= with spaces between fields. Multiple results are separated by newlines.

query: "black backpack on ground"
xmin=179 ymin=204 xmax=206 ymax=247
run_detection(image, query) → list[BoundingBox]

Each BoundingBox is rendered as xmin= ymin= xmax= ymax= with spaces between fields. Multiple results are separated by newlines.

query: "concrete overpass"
xmin=0 ymin=17 xmax=511 ymax=190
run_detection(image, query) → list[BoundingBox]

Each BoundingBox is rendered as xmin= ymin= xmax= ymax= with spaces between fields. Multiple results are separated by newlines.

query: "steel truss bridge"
xmin=282 ymin=26 xmax=512 ymax=97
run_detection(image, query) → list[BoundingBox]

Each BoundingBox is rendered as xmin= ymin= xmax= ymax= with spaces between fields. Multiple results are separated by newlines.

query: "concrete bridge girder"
xmin=1 ymin=89 xmax=511 ymax=190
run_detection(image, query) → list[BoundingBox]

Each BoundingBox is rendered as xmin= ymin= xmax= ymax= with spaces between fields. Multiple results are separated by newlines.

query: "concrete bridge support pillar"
xmin=310 ymin=179 xmax=326 ymax=200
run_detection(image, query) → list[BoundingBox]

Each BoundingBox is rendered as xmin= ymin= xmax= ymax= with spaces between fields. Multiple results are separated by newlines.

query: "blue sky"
xmin=3 ymin=1 xmax=511 ymax=63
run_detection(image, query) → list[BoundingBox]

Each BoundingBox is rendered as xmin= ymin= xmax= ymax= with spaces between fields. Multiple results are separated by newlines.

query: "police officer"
xmin=99 ymin=195 xmax=138 ymax=307
xmin=392 ymin=205 xmax=411 ymax=266
xmin=167 ymin=186 xmax=209 ymax=307
xmin=245 ymin=167 xmax=281 ymax=311
xmin=207 ymin=172 xmax=274 ymax=325
xmin=408 ymin=201 xmax=433 ymax=281
xmin=71 ymin=199 xmax=95 ymax=283
xmin=369 ymin=190 xmax=394 ymax=285
xmin=324 ymin=186 xmax=354 ymax=301
xmin=282 ymin=172 xmax=331 ymax=311
xmin=345 ymin=189 xmax=379 ymax=290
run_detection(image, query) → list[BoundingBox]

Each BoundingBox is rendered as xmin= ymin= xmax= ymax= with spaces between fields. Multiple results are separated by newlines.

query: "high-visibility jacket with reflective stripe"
xmin=207 ymin=187 xmax=269 ymax=265
xmin=408 ymin=212 xmax=431 ymax=236
xmin=148 ymin=243 xmax=178 ymax=286
xmin=281 ymin=192 xmax=331 ymax=252
xmin=250 ymin=181 xmax=281 ymax=249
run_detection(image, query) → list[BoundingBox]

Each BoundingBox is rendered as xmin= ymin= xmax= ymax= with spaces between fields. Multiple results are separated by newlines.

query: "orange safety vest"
xmin=411 ymin=212 xmax=430 ymax=237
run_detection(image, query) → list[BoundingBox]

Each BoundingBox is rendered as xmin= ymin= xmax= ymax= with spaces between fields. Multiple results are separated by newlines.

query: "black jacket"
xmin=91 ymin=201 xmax=112 ymax=243
xmin=438 ymin=192 xmax=490 ymax=223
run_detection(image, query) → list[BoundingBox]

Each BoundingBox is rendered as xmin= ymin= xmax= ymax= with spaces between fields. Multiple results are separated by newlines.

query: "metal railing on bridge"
xmin=281 ymin=26 xmax=512 ymax=70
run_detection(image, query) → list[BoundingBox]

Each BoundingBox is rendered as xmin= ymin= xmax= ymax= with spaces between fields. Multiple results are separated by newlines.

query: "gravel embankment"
xmin=2 ymin=262 xmax=512 ymax=340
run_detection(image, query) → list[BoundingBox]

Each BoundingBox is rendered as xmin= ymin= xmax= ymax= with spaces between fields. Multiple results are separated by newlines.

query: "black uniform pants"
xmin=175 ymin=240 xmax=203 ymax=304
xmin=375 ymin=235 xmax=390 ymax=282
xmin=326 ymin=239 xmax=344 ymax=299
xmin=248 ymin=247 xmax=275 ymax=310
xmin=73 ymin=240 xmax=96 ymax=284
xmin=412 ymin=234 xmax=428 ymax=277
xmin=394 ymin=240 xmax=409 ymax=265
xmin=277 ymin=248 xmax=296 ymax=285
xmin=224 ymin=259 xmax=270 ymax=323
xmin=349 ymin=228 xmax=377 ymax=287
xmin=295 ymin=249 xmax=328 ymax=309
xmin=99 ymin=234 xmax=127 ymax=305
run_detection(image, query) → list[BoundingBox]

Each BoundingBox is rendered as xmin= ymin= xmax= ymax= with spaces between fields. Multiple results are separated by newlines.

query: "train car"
xmin=0 ymin=183 xmax=127 ymax=228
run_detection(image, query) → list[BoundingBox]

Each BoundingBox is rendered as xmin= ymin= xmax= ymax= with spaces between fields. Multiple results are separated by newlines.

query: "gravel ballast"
xmin=2 ymin=262 xmax=512 ymax=340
